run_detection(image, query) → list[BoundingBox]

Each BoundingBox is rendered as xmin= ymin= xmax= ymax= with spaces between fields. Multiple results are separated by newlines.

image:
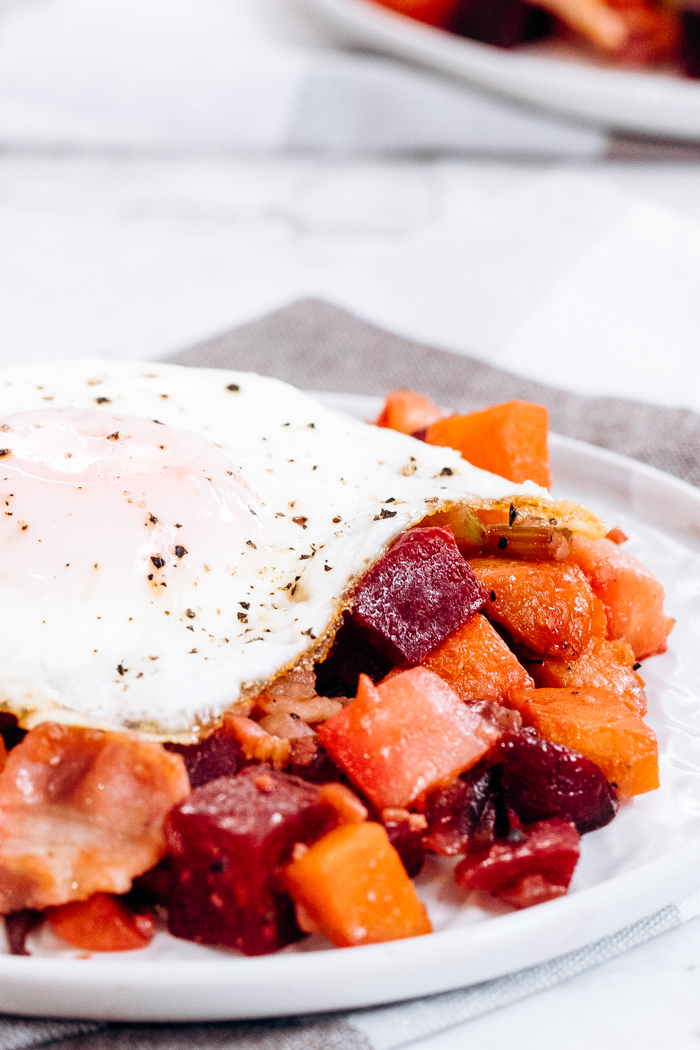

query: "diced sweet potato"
xmin=455 ymin=819 xmax=580 ymax=909
xmin=350 ymin=527 xmax=488 ymax=666
xmin=425 ymin=401 xmax=551 ymax=489
xmin=470 ymin=558 xmax=607 ymax=659
xmin=375 ymin=389 xmax=442 ymax=434
xmin=525 ymin=637 xmax=647 ymax=716
xmin=284 ymin=821 xmax=432 ymax=947
xmin=166 ymin=767 xmax=336 ymax=955
xmin=46 ymin=893 xmax=155 ymax=952
xmin=318 ymin=668 xmax=500 ymax=810
xmin=421 ymin=614 xmax=534 ymax=703
xmin=0 ymin=723 xmax=189 ymax=914
xmin=568 ymin=536 xmax=673 ymax=660
xmin=497 ymin=730 xmax=618 ymax=833
xmin=506 ymin=687 xmax=659 ymax=799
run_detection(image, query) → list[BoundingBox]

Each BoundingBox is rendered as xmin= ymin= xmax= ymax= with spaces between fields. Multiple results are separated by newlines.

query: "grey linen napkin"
xmin=4 ymin=298 xmax=700 ymax=1049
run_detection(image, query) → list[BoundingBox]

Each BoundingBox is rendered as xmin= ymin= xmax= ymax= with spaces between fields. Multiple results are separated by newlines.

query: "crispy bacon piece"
xmin=0 ymin=722 xmax=189 ymax=914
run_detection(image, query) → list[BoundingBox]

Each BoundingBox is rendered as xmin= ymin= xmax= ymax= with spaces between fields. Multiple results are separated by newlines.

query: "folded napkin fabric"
xmin=1 ymin=298 xmax=700 ymax=1048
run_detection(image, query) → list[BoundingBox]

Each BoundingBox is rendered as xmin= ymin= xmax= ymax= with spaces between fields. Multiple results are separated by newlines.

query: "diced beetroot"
xmin=382 ymin=816 xmax=425 ymax=877
xmin=166 ymin=767 xmax=336 ymax=955
xmin=318 ymin=669 xmax=501 ymax=810
xmin=496 ymin=730 xmax=618 ymax=833
xmin=288 ymin=745 xmax=347 ymax=785
xmin=350 ymin=527 xmax=488 ymax=666
xmin=680 ymin=1 xmax=700 ymax=77
xmin=0 ymin=714 xmax=25 ymax=752
xmin=455 ymin=819 xmax=580 ymax=909
xmin=423 ymin=761 xmax=499 ymax=856
xmin=4 ymin=910 xmax=42 ymax=956
xmin=453 ymin=0 xmax=552 ymax=47
xmin=315 ymin=615 xmax=392 ymax=697
xmin=164 ymin=729 xmax=241 ymax=789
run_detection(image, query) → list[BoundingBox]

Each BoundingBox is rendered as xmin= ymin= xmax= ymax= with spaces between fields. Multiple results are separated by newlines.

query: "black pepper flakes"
xmin=239 ymin=602 xmax=250 ymax=609
xmin=151 ymin=556 xmax=165 ymax=568
xmin=226 ymin=384 xmax=240 ymax=392
xmin=246 ymin=540 xmax=257 ymax=549
xmin=292 ymin=516 xmax=308 ymax=528
xmin=95 ymin=397 xmax=111 ymax=405
xmin=237 ymin=612 xmax=248 ymax=623
xmin=439 ymin=467 xmax=453 ymax=477
xmin=332 ymin=516 xmax=342 ymax=524
xmin=185 ymin=609 xmax=196 ymax=619
xmin=509 ymin=503 xmax=518 ymax=526
xmin=174 ymin=545 xmax=188 ymax=559
xmin=324 ymin=565 xmax=332 ymax=572
xmin=497 ymin=536 xmax=508 ymax=550
xmin=490 ymin=590 xmax=496 ymax=602
xmin=374 ymin=508 xmax=398 ymax=520
xmin=117 ymin=664 xmax=127 ymax=676
xmin=633 ymin=662 xmax=642 ymax=671
xmin=149 ymin=514 xmax=158 ymax=524
xmin=107 ymin=432 xmax=120 ymax=441
xmin=0 ymin=450 xmax=10 ymax=458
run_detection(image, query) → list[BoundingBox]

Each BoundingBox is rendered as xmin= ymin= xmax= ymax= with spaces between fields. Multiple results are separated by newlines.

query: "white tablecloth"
xmin=1 ymin=1 xmax=700 ymax=1046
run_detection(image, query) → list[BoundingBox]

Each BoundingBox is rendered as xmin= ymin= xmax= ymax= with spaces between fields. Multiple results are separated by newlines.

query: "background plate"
xmin=0 ymin=391 xmax=699 ymax=1021
xmin=302 ymin=0 xmax=700 ymax=141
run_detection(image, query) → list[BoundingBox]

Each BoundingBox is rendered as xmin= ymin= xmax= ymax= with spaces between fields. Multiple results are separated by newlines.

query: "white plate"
xmin=1 ymin=391 xmax=700 ymax=1022
xmin=302 ymin=0 xmax=700 ymax=140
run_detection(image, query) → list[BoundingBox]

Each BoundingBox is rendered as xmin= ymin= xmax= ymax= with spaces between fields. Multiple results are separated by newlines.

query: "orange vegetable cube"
xmin=284 ymin=821 xmax=432 ymax=947
xmin=425 ymin=400 xmax=551 ymax=489
xmin=506 ymin=687 xmax=659 ymax=799
xmin=371 ymin=0 xmax=459 ymax=28
xmin=317 ymin=668 xmax=500 ymax=810
xmin=422 ymin=614 xmax=534 ymax=702
xmin=375 ymin=388 xmax=442 ymax=435
xmin=46 ymin=893 xmax=155 ymax=952
xmin=470 ymin=558 xmax=607 ymax=660
xmin=568 ymin=536 xmax=673 ymax=660
xmin=527 ymin=637 xmax=647 ymax=716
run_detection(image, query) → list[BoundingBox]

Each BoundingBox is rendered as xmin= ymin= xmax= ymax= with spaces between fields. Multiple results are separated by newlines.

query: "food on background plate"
xmin=370 ymin=0 xmax=696 ymax=78
xmin=0 ymin=366 xmax=672 ymax=957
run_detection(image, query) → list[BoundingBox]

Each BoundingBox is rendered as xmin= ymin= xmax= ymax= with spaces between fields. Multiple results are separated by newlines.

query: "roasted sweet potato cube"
xmin=506 ymin=687 xmax=659 ymax=799
xmin=350 ymin=527 xmax=488 ymax=666
xmin=470 ymin=558 xmax=607 ymax=660
xmin=525 ymin=638 xmax=647 ymax=716
xmin=375 ymin=389 xmax=442 ymax=435
xmin=166 ymin=767 xmax=336 ymax=955
xmin=284 ymin=821 xmax=432 ymax=947
xmin=46 ymin=893 xmax=154 ymax=952
xmin=568 ymin=536 xmax=673 ymax=660
xmin=425 ymin=400 xmax=551 ymax=489
xmin=318 ymin=668 xmax=501 ymax=810
xmin=421 ymin=614 xmax=533 ymax=703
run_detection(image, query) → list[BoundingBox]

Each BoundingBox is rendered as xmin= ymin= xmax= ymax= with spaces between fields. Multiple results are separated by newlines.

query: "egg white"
xmin=0 ymin=361 xmax=545 ymax=739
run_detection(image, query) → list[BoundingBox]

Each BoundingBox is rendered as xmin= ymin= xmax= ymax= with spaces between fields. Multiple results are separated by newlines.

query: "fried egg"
xmin=0 ymin=361 xmax=545 ymax=739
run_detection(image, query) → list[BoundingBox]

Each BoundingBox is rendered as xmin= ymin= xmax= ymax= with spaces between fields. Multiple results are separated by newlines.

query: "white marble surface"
xmin=3 ymin=0 xmax=700 ymax=1045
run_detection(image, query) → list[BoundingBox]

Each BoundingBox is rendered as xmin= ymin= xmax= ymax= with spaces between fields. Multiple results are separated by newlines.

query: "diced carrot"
xmin=46 ymin=893 xmax=155 ymax=952
xmin=526 ymin=637 xmax=647 ymax=716
xmin=375 ymin=389 xmax=442 ymax=435
xmin=470 ymin=558 xmax=607 ymax=660
xmin=425 ymin=401 xmax=551 ymax=489
xmin=568 ymin=536 xmax=673 ymax=659
xmin=317 ymin=783 xmax=369 ymax=825
xmin=421 ymin=614 xmax=534 ymax=703
xmin=284 ymin=821 xmax=432 ymax=947
xmin=506 ymin=687 xmax=659 ymax=798
xmin=371 ymin=0 xmax=459 ymax=28
xmin=317 ymin=668 xmax=500 ymax=810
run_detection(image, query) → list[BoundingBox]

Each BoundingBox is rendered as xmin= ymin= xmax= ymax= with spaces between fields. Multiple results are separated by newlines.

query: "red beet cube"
xmin=681 ymin=1 xmax=700 ymax=77
xmin=455 ymin=818 xmax=580 ymax=909
xmin=164 ymin=729 xmax=241 ymax=788
xmin=423 ymin=761 xmax=498 ymax=857
xmin=453 ymin=0 xmax=552 ymax=47
xmin=166 ymin=767 xmax=335 ymax=955
xmin=350 ymin=527 xmax=488 ymax=666
xmin=383 ymin=817 xmax=425 ymax=877
xmin=497 ymin=730 xmax=617 ymax=834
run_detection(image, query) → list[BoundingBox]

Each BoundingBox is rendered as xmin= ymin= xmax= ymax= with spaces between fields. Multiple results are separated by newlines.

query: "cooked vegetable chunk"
xmin=318 ymin=668 xmax=500 ymax=810
xmin=166 ymin=767 xmax=336 ymax=955
xmin=568 ymin=536 xmax=673 ymax=659
xmin=422 ymin=761 xmax=498 ymax=856
xmin=350 ymin=527 xmax=487 ymax=666
xmin=507 ymin=687 xmax=659 ymax=799
xmin=421 ymin=614 xmax=534 ymax=703
xmin=496 ymin=730 xmax=618 ymax=833
xmin=470 ymin=558 xmax=607 ymax=659
xmin=525 ymin=637 xmax=647 ymax=716
xmin=284 ymin=821 xmax=432 ymax=947
xmin=164 ymin=728 xmax=241 ymax=788
xmin=375 ymin=388 xmax=442 ymax=434
xmin=47 ymin=893 xmax=154 ymax=952
xmin=0 ymin=723 xmax=189 ymax=914
xmin=425 ymin=400 xmax=551 ymax=489
xmin=455 ymin=818 xmax=580 ymax=909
